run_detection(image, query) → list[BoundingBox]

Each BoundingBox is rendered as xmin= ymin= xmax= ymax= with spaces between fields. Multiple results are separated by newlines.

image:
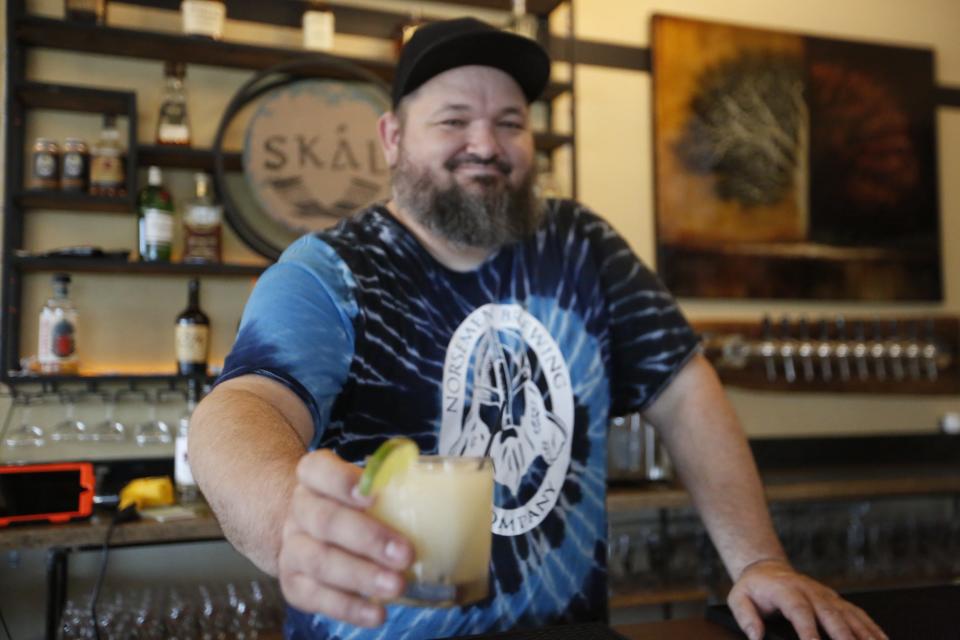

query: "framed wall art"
xmin=652 ymin=15 xmax=941 ymax=300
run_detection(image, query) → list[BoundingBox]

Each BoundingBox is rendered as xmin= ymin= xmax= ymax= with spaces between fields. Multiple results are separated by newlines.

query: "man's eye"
xmin=442 ymin=119 xmax=467 ymax=127
xmin=498 ymin=121 xmax=525 ymax=130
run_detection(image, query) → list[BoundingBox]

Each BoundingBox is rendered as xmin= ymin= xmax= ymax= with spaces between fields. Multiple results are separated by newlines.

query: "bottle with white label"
xmin=302 ymin=1 xmax=335 ymax=51
xmin=38 ymin=273 xmax=79 ymax=375
xmin=507 ymin=0 xmax=538 ymax=41
xmin=182 ymin=173 xmax=222 ymax=263
xmin=156 ymin=61 xmax=191 ymax=147
xmin=175 ymin=278 xmax=209 ymax=377
xmin=175 ymin=380 xmax=202 ymax=503
xmin=138 ymin=166 xmax=174 ymax=262
xmin=180 ymin=0 xmax=225 ymax=39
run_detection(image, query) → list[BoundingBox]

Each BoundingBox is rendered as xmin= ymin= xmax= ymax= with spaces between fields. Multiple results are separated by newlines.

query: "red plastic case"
xmin=0 ymin=462 xmax=94 ymax=526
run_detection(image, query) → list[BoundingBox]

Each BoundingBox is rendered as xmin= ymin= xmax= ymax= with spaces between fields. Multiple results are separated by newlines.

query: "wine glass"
xmin=86 ymin=389 xmax=128 ymax=442
xmin=48 ymin=391 xmax=89 ymax=442
xmin=3 ymin=393 xmax=45 ymax=448
xmin=133 ymin=390 xmax=172 ymax=446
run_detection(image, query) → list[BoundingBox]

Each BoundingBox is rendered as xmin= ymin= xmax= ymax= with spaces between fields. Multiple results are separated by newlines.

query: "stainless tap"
xmin=797 ymin=317 xmax=815 ymax=382
xmin=759 ymin=316 xmax=777 ymax=382
xmin=870 ymin=319 xmax=887 ymax=381
xmin=886 ymin=320 xmax=905 ymax=381
xmin=779 ymin=317 xmax=797 ymax=383
xmin=834 ymin=316 xmax=851 ymax=382
xmin=817 ymin=318 xmax=833 ymax=382
xmin=852 ymin=321 xmax=869 ymax=381
xmin=922 ymin=318 xmax=939 ymax=381
xmin=904 ymin=320 xmax=922 ymax=380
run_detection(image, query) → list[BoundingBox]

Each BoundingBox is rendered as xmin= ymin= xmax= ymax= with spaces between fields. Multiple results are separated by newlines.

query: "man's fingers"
xmin=817 ymin=601 xmax=886 ymax=640
xmin=299 ymin=545 xmax=403 ymax=600
xmin=777 ymin=591 xmax=823 ymax=640
xmin=280 ymin=571 xmax=385 ymax=628
xmin=289 ymin=485 xmax=413 ymax=570
xmin=728 ymin=587 xmax=765 ymax=640
xmin=296 ymin=449 xmax=372 ymax=508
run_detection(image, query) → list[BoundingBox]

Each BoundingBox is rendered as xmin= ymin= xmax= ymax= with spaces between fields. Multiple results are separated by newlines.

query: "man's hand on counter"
xmin=726 ymin=559 xmax=888 ymax=640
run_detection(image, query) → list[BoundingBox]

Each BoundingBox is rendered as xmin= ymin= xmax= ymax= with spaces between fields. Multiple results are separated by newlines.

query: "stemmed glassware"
xmin=86 ymin=389 xmax=128 ymax=442
xmin=48 ymin=391 xmax=90 ymax=442
xmin=3 ymin=393 xmax=45 ymax=448
xmin=134 ymin=389 xmax=172 ymax=446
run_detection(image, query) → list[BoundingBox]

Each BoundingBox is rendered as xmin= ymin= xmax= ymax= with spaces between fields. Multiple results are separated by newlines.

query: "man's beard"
xmin=392 ymin=150 xmax=543 ymax=250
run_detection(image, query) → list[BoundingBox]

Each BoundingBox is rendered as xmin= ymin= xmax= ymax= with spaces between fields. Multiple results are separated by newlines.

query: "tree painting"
xmin=652 ymin=15 xmax=940 ymax=300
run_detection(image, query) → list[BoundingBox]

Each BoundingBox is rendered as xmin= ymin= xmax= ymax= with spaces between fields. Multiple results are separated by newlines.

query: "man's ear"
xmin=378 ymin=111 xmax=401 ymax=168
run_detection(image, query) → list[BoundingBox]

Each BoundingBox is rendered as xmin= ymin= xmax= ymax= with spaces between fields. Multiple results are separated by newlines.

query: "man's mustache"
xmin=444 ymin=154 xmax=513 ymax=175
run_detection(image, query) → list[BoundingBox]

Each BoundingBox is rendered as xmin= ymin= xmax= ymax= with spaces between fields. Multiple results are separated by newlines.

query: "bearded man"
xmin=190 ymin=17 xmax=886 ymax=640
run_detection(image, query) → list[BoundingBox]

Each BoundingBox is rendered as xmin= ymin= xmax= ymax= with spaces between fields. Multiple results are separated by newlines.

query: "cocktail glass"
xmin=368 ymin=456 xmax=494 ymax=607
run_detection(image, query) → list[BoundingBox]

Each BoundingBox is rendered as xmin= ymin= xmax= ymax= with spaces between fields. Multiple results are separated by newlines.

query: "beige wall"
xmin=2 ymin=0 xmax=959 ymax=437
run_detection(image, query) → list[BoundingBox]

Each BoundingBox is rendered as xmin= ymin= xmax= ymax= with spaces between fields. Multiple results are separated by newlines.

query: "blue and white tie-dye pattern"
xmin=219 ymin=199 xmax=700 ymax=639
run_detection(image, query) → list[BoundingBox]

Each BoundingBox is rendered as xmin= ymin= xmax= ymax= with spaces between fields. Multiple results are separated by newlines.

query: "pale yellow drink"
xmin=369 ymin=456 xmax=494 ymax=606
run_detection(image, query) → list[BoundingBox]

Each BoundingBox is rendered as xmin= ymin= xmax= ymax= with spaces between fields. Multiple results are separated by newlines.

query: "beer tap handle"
xmin=797 ymin=316 xmax=815 ymax=382
xmin=779 ymin=317 xmax=797 ymax=383
xmin=869 ymin=319 xmax=887 ymax=381
xmin=817 ymin=318 xmax=833 ymax=382
xmin=922 ymin=318 xmax=939 ymax=381
xmin=887 ymin=319 xmax=905 ymax=381
xmin=760 ymin=315 xmax=777 ymax=382
xmin=905 ymin=320 xmax=922 ymax=380
xmin=834 ymin=316 xmax=851 ymax=382
xmin=852 ymin=320 xmax=869 ymax=381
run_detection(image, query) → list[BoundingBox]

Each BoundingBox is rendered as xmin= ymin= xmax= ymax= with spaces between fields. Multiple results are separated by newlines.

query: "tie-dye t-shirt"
xmin=219 ymin=199 xmax=699 ymax=639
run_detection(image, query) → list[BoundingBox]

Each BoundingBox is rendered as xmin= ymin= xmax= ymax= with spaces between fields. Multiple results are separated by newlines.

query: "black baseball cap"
xmin=392 ymin=17 xmax=551 ymax=108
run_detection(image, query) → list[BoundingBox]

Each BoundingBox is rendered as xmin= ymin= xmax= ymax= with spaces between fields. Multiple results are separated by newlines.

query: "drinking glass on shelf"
xmin=86 ymin=389 xmax=129 ymax=442
xmin=48 ymin=391 xmax=89 ymax=442
xmin=3 ymin=393 xmax=45 ymax=448
xmin=134 ymin=390 xmax=172 ymax=446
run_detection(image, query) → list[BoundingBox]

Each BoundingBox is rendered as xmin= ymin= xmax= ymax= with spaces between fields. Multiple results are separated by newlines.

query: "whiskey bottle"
xmin=394 ymin=9 xmax=425 ymax=59
xmin=65 ymin=0 xmax=106 ymax=24
xmin=156 ymin=61 xmax=191 ymax=147
xmin=89 ymin=114 xmax=126 ymax=197
xmin=507 ymin=0 xmax=538 ymax=41
xmin=182 ymin=173 xmax=222 ymax=264
xmin=175 ymin=278 xmax=210 ymax=376
xmin=38 ymin=273 xmax=79 ymax=375
xmin=302 ymin=0 xmax=335 ymax=51
xmin=138 ymin=166 xmax=175 ymax=262
xmin=181 ymin=0 xmax=226 ymax=39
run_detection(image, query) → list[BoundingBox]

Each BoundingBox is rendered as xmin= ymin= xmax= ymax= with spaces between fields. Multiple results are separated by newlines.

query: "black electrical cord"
xmin=0 ymin=605 xmax=12 ymax=640
xmin=89 ymin=505 xmax=138 ymax=640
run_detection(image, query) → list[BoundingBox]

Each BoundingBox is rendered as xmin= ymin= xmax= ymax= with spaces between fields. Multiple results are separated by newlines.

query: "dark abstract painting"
xmin=652 ymin=15 xmax=941 ymax=300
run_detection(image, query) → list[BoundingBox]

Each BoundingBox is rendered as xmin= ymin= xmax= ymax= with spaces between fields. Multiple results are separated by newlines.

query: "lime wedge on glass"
xmin=359 ymin=437 xmax=419 ymax=496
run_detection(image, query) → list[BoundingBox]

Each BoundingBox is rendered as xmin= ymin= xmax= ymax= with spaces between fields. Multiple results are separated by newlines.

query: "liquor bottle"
xmin=138 ymin=166 xmax=175 ymax=262
xmin=394 ymin=9 xmax=425 ymax=59
xmin=182 ymin=173 xmax=223 ymax=264
xmin=156 ymin=61 xmax=191 ymax=147
xmin=38 ymin=273 xmax=79 ymax=375
xmin=302 ymin=0 xmax=335 ymax=51
xmin=507 ymin=0 xmax=538 ymax=41
xmin=175 ymin=380 xmax=202 ymax=503
xmin=89 ymin=114 xmax=126 ymax=197
xmin=65 ymin=0 xmax=106 ymax=24
xmin=180 ymin=0 xmax=226 ymax=39
xmin=175 ymin=278 xmax=210 ymax=376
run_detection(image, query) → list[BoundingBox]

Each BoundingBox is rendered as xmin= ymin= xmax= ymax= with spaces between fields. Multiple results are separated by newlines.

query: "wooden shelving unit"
xmin=2 ymin=0 xmax=578 ymax=382
xmin=10 ymin=255 xmax=266 ymax=277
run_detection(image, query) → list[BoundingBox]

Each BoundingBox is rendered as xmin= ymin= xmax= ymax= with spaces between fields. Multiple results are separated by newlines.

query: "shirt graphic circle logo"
xmin=440 ymin=304 xmax=574 ymax=536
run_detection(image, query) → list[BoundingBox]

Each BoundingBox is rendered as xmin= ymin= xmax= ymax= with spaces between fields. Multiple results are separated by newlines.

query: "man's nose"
xmin=465 ymin=122 xmax=502 ymax=160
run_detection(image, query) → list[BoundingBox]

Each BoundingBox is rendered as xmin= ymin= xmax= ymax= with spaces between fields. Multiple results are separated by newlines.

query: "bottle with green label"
xmin=138 ymin=165 xmax=174 ymax=262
